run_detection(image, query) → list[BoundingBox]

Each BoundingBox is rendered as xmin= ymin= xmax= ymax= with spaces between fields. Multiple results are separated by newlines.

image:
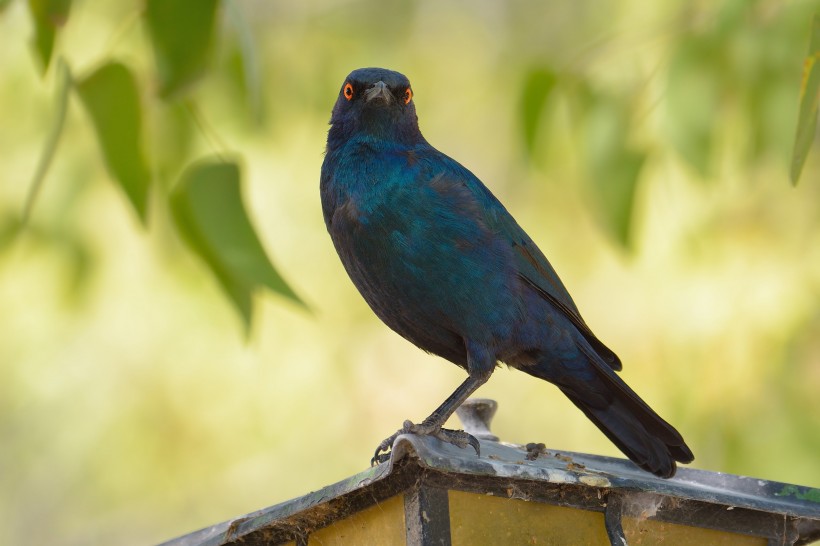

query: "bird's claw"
xmin=432 ymin=427 xmax=481 ymax=455
xmin=371 ymin=432 xmax=400 ymax=466
xmin=371 ymin=420 xmax=481 ymax=466
xmin=370 ymin=420 xmax=413 ymax=466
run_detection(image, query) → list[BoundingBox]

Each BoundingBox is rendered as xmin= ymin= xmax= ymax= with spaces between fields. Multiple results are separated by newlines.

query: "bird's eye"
xmin=344 ymin=82 xmax=354 ymax=101
xmin=403 ymin=87 xmax=413 ymax=104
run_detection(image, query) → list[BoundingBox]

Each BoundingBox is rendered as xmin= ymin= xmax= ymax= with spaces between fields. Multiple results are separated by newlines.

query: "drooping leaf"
xmin=519 ymin=67 xmax=558 ymax=160
xmin=27 ymin=0 xmax=72 ymax=73
xmin=224 ymin=0 xmax=264 ymax=123
xmin=75 ymin=62 xmax=151 ymax=222
xmin=583 ymin=93 xmax=646 ymax=250
xmin=666 ymin=37 xmax=722 ymax=178
xmin=591 ymin=149 xmax=645 ymax=249
xmin=145 ymin=0 xmax=220 ymax=99
xmin=170 ymin=158 xmax=305 ymax=329
xmin=22 ymin=57 xmax=70 ymax=227
xmin=791 ymin=13 xmax=820 ymax=186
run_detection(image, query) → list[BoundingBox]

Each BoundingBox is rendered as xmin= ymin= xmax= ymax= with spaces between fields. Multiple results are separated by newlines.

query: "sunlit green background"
xmin=1 ymin=0 xmax=819 ymax=544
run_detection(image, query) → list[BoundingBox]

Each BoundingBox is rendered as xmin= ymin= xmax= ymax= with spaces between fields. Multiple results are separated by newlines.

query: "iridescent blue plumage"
xmin=320 ymin=67 xmax=693 ymax=478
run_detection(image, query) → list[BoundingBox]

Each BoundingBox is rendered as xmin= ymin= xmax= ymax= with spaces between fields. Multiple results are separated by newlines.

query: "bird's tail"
xmin=526 ymin=348 xmax=694 ymax=478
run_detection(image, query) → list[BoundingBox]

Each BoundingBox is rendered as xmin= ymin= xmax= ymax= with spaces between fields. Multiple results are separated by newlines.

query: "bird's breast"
xmin=322 ymin=154 xmax=524 ymax=363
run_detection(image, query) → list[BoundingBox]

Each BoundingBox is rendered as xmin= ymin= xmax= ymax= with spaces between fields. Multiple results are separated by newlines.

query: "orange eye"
xmin=403 ymin=87 xmax=413 ymax=104
xmin=343 ymin=82 xmax=354 ymax=101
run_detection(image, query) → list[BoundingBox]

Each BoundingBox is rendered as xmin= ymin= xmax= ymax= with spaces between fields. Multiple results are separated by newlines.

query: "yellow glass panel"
xmin=622 ymin=517 xmax=767 ymax=546
xmin=307 ymin=493 xmax=405 ymax=545
xmin=448 ymin=490 xmax=610 ymax=545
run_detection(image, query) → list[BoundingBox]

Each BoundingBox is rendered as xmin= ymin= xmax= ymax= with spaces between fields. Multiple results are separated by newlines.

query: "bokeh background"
xmin=1 ymin=0 xmax=819 ymax=544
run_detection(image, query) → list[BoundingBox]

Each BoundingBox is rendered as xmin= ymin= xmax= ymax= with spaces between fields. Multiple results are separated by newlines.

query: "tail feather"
xmin=561 ymin=388 xmax=691 ymax=478
xmin=526 ymin=346 xmax=694 ymax=478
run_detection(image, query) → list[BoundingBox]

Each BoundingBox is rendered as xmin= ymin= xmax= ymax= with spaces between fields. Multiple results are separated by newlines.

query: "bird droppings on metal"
xmin=580 ymin=475 xmax=612 ymax=488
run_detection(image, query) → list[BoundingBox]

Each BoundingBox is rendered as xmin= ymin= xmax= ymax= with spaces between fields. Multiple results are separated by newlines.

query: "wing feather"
xmin=431 ymin=158 xmax=622 ymax=371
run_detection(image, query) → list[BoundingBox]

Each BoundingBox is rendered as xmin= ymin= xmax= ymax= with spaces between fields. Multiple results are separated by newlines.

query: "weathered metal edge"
xmin=392 ymin=436 xmax=820 ymax=520
xmin=158 ymin=435 xmax=820 ymax=545
xmin=158 ymin=462 xmax=397 ymax=546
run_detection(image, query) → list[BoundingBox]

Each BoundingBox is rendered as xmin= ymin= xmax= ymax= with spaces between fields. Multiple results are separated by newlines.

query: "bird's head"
xmin=326 ymin=67 xmax=424 ymax=151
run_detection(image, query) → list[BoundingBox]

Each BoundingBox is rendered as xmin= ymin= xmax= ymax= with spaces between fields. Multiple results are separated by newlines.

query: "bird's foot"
xmin=371 ymin=420 xmax=481 ymax=466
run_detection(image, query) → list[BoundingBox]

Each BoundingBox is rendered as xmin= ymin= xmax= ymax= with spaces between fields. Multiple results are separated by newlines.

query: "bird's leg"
xmin=372 ymin=369 xmax=491 ymax=465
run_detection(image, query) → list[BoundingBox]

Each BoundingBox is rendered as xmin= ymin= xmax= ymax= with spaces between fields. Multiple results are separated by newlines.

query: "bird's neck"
xmin=327 ymin=120 xmax=425 ymax=155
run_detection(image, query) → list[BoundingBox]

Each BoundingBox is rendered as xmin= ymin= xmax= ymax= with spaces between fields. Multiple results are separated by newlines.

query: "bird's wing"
xmin=512 ymin=235 xmax=622 ymax=371
xmin=436 ymin=157 xmax=622 ymax=371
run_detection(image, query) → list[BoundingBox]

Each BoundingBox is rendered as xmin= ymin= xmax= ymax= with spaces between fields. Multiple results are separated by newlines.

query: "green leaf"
xmin=75 ymin=62 xmax=151 ymax=223
xmin=666 ymin=37 xmax=722 ymax=177
xmin=583 ymin=93 xmax=645 ymax=249
xmin=591 ymin=149 xmax=645 ymax=249
xmin=0 ymin=0 xmax=14 ymax=13
xmin=519 ymin=67 xmax=558 ymax=159
xmin=790 ymin=13 xmax=820 ymax=186
xmin=145 ymin=0 xmax=220 ymax=99
xmin=22 ymin=57 xmax=70 ymax=227
xmin=225 ymin=0 xmax=263 ymax=123
xmin=170 ymin=158 xmax=305 ymax=329
xmin=27 ymin=0 xmax=72 ymax=73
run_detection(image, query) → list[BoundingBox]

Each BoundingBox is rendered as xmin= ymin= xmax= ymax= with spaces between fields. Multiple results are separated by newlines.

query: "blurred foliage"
xmin=22 ymin=0 xmax=300 ymax=323
xmin=27 ymin=0 xmax=72 ymax=72
xmin=76 ymin=62 xmax=151 ymax=222
xmin=519 ymin=67 xmax=558 ymax=159
xmin=22 ymin=56 xmax=69 ymax=227
xmin=580 ymin=88 xmax=647 ymax=248
xmin=145 ymin=0 xmax=219 ymax=98
xmin=0 ymin=0 xmax=819 ymax=544
xmin=792 ymin=13 xmax=820 ymax=184
xmin=171 ymin=158 xmax=305 ymax=329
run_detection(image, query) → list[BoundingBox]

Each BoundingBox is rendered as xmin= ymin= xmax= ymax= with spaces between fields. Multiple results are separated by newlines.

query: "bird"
xmin=320 ymin=67 xmax=694 ymax=478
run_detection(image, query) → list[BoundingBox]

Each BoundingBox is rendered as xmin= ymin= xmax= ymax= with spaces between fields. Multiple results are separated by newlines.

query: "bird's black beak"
xmin=365 ymin=81 xmax=393 ymax=103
